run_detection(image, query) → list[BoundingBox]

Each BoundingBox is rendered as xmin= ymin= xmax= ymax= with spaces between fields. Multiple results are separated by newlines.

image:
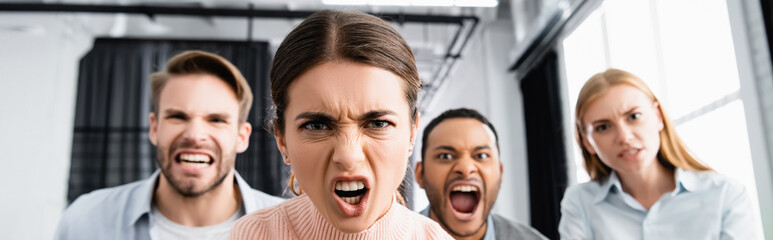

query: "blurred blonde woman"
xmin=230 ymin=10 xmax=452 ymax=239
xmin=559 ymin=68 xmax=760 ymax=240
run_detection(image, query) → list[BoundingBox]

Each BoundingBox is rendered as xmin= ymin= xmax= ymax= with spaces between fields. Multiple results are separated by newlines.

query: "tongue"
xmin=450 ymin=192 xmax=477 ymax=213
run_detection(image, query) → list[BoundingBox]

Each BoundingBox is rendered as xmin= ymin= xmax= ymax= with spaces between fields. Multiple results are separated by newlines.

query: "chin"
xmin=333 ymin=216 xmax=372 ymax=233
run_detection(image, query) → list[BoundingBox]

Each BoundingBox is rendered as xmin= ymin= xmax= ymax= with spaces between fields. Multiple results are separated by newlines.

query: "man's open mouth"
xmin=449 ymin=184 xmax=481 ymax=214
xmin=334 ymin=180 xmax=368 ymax=205
xmin=175 ymin=153 xmax=214 ymax=168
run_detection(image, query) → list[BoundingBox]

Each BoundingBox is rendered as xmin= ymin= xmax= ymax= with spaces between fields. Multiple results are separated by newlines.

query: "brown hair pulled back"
xmin=270 ymin=10 xmax=419 ymax=205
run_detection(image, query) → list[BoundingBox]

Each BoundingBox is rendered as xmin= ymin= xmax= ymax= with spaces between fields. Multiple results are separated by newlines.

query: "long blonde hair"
xmin=575 ymin=68 xmax=712 ymax=181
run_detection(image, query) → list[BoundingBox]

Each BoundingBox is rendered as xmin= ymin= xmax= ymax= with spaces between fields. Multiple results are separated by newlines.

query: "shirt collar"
xmin=127 ymin=169 xmax=255 ymax=226
xmin=128 ymin=169 xmax=160 ymax=226
xmin=233 ymin=170 xmax=260 ymax=213
xmin=594 ymin=171 xmax=623 ymax=203
xmin=593 ymin=168 xmax=699 ymax=204
xmin=675 ymin=168 xmax=704 ymax=193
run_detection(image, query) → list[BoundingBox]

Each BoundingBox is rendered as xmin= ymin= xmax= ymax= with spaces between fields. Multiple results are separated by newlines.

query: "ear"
xmin=236 ymin=122 xmax=252 ymax=153
xmin=274 ymin=125 xmax=290 ymax=165
xmin=414 ymin=161 xmax=425 ymax=189
xmin=409 ymin=113 xmax=420 ymax=148
xmin=582 ymin=132 xmax=596 ymax=154
xmin=653 ymin=101 xmax=664 ymax=131
xmin=149 ymin=112 xmax=158 ymax=146
xmin=499 ymin=161 xmax=503 ymax=175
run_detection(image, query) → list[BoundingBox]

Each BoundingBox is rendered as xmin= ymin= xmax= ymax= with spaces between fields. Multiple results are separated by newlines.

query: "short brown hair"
xmin=575 ymin=68 xmax=712 ymax=181
xmin=150 ymin=50 xmax=253 ymax=123
xmin=269 ymin=10 xmax=421 ymax=135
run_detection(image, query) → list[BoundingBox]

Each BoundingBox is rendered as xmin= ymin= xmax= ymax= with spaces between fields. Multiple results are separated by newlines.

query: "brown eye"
xmin=595 ymin=124 xmax=608 ymax=132
xmin=630 ymin=112 xmax=642 ymax=120
xmin=475 ymin=153 xmax=490 ymax=159
xmin=437 ymin=153 xmax=453 ymax=160
xmin=302 ymin=121 xmax=329 ymax=131
xmin=367 ymin=120 xmax=392 ymax=129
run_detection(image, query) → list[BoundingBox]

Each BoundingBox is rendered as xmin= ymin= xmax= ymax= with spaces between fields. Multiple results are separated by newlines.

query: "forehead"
xmin=286 ymin=61 xmax=409 ymax=117
xmin=426 ymin=118 xmax=496 ymax=149
xmin=158 ymin=74 xmax=239 ymax=114
xmin=583 ymin=84 xmax=652 ymax=122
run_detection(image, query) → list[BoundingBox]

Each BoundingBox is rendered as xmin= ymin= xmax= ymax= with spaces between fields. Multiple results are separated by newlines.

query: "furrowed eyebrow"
xmin=434 ymin=146 xmax=456 ymax=152
xmin=473 ymin=146 xmax=491 ymax=151
xmin=590 ymin=106 xmax=642 ymax=125
xmin=295 ymin=112 xmax=335 ymax=122
xmin=358 ymin=110 xmax=397 ymax=121
xmin=164 ymin=109 xmax=186 ymax=116
xmin=208 ymin=112 xmax=231 ymax=119
xmin=624 ymin=107 xmax=640 ymax=115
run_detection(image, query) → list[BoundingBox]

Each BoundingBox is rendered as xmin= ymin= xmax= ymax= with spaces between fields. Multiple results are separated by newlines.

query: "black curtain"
xmin=761 ymin=0 xmax=773 ymax=73
xmin=68 ymin=38 xmax=288 ymax=203
xmin=519 ymin=49 xmax=568 ymax=240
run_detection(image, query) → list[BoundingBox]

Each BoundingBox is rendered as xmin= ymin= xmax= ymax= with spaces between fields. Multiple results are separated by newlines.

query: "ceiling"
xmin=2 ymin=0 xmax=512 ymax=108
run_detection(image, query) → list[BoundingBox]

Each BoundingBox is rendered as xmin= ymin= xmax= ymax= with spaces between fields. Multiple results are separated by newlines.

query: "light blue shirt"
xmin=55 ymin=170 xmax=284 ymax=240
xmin=559 ymin=168 xmax=761 ymax=240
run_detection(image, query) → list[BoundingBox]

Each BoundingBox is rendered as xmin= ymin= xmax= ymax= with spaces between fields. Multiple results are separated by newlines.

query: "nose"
xmin=181 ymin=119 xmax=209 ymax=144
xmin=331 ymin=129 xmax=365 ymax=171
xmin=616 ymin=123 xmax=634 ymax=145
xmin=452 ymin=155 xmax=477 ymax=178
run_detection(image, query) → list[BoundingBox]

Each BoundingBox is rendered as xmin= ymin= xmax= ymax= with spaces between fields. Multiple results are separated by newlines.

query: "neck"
xmin=429 ymin=209 xmax=487 ymax=240
xmin=153 ymin=171 xmax=242 ymax=227
xmin=616 ymin=161 xmax=675 ymax=210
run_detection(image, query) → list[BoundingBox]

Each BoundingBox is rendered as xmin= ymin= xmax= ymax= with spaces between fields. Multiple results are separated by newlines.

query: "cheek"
xmin=156 ymin=124 xmax=183 ymax=147
xmin=590 ymin=134 xmax=617 ymax=163
xmin=367 ymin=137 xmax=409 ymax=188
xmin=643 ymin=125 xmax=662 ymax=150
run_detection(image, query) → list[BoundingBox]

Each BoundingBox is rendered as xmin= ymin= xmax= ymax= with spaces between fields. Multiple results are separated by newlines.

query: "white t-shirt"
xmin=149 ymin=206 xmax=244 ymax=240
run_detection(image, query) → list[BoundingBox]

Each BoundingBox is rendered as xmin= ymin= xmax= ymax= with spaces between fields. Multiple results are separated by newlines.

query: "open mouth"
xmin=449 ymin=184 xmax=481 ymax=215
xmin=332 ymin=178 xmax=370 ymax=217
xmin=618 ymin=148 xmax=641 ymax=159
xmin=175 ymin=153 xmax=214 ymax=168
xmin=334 ymin=180 xmax=368 ymax=205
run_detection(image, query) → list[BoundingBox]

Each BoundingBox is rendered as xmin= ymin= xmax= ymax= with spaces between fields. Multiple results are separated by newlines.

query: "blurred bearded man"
xmin=55 ymin=50 xmax=283 ymax=240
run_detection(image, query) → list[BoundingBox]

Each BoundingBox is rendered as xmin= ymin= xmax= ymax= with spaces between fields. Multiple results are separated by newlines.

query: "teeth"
xmin=335 ymin=180 xmax=366 ymax=191
xmin=452 ymin=185 xmax=479 ymax=192
xmin=341 ymin=195 xmax=364 ymax=205
xmin=627 ymin=149 xmax=638 ymax=155
xmin=179 ymin=153 xmax=210 ymax=163
xmin=180 ymin=160 xmax=208 ymax=168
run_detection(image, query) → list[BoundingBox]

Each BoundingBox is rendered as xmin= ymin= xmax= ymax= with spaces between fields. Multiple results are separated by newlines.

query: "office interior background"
xmin=1 ymin=0 xmax=772 ymax=239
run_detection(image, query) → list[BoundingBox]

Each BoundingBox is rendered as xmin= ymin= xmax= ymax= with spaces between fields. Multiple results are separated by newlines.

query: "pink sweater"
xmin=230 ymin=195 xmax=453 ymax=239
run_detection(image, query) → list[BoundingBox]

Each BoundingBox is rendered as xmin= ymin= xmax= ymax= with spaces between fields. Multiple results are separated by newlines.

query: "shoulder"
xmin=682 ymin=170 xmax=747 ymax=197
xmin=231 ymin=197 xmax=296 ymax=240
xmin=243 ymin=188 xmax=285 ymax=208
xmin=562 ymin=181 xmax=603 ymax=204
xmin=685 ymin=170 xmax=741 ymax=187
xmin=57 ymin=180 xmax=149 ymax=238
xmin=62 ymin=180 xmax=146 ymax=221
xmin=390 ymin=204 xmax=454 ymax=239
xmin=491 ymin=214 xmax=548 ymax=240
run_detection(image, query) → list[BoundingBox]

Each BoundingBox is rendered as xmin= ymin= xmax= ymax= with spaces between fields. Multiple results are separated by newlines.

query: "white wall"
xmin=412 ymin=18 xmax=532 ymax=224
xmin=0 ymin=14 xmax=93 ymax=239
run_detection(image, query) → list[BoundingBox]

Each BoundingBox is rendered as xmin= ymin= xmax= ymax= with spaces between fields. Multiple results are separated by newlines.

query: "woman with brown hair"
xmin=230 ymin=10 xmax=452 ymax=239
xmin=558 ymin=68 xmax=760 ymax=239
